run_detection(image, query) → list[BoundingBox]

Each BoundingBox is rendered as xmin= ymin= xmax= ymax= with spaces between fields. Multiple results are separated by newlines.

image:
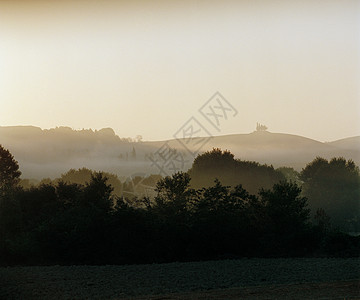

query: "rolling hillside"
xmin=0 ymin=126 xmax=359 ymax=179
xmin=326 ymin=136 xmax=360 ymax=151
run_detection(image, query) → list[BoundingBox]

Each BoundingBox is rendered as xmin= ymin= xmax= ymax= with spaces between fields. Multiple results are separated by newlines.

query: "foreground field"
xmin=132 ymin=280 xmax=360 ymax=299
xmin=0 ymin=258 xmax=359 ymax=299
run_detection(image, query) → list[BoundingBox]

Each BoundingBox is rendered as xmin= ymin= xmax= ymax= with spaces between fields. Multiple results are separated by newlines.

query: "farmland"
xmin=1 ymin=258 xmax=359 ymax=299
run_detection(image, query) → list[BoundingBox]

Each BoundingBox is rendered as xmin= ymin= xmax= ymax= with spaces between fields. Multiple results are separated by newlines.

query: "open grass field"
xmin=1 ymin=258 xmax=359 ymax=299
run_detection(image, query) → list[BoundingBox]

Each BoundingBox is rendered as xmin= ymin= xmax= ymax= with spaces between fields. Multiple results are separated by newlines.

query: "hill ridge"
xmin=0 ymin=126 xmax=359 ymax=179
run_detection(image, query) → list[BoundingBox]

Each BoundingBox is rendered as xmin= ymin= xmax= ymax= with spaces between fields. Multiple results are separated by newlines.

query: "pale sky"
xmin=0 ymin=0 xmax=359 ymax=142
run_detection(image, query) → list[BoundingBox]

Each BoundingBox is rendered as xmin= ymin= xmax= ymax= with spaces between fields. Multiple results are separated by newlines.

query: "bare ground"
xmin=1 ymin=258 xmax=359 ymax=299
xmin=130 ymin=280 xmax=360 ymax=300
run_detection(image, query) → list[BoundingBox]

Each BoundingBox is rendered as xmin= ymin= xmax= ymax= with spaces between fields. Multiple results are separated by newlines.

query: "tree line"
xmin=0 ymin=146 xmax=359 ymax=265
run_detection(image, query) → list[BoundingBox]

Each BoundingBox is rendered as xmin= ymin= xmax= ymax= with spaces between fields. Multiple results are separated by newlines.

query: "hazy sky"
xmin=0 ymin=0 xmax=359 ymax=142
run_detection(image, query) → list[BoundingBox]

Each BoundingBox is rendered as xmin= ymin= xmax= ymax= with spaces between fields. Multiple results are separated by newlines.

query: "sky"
xmin=0 ymin=0 xmax=359 ymax=142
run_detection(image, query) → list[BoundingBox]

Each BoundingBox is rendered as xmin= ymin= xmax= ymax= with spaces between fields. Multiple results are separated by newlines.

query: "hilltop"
xmin=0 ymin=126 xmax=359 ymax=179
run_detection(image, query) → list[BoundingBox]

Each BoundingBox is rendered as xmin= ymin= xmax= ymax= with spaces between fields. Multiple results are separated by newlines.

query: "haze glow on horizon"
xmin=0 ymin=0 xmax=359 ymax=142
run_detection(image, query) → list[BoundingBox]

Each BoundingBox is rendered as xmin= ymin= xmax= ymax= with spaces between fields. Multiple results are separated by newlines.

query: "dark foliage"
xmin=300 ymin=157 xmax=360 ymax=232
xmin=0 ymin=144 xmax=21 ymax=191
xmin=188 ymin=148 xmax=285 ymax=194
xmin=0 ymin=148 xmax=358 ymax=266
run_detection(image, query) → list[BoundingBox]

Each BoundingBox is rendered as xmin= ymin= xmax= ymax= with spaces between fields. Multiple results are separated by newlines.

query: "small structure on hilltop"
xmin=256 ymin=123 xmax=268 ymax=132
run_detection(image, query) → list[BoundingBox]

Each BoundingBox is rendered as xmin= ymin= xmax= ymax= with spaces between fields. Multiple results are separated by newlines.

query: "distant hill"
xmin=199 ymin=131 xmax=360 ymax=170
xmin=0 ymin=126 xmax=163 ymax=179
xmin=326 ymin=136 xmax=360 ymax=151
xmin=0 ymin=126 xmax=359 ymax=179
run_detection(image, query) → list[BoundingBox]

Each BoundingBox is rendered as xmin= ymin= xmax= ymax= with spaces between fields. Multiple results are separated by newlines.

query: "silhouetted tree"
xmin=300 ymin=157 xmax=360 ymax=232
xmin=56 ymin=181 xmax=82 ymax=208
xmin=81 ymin=172 xmax=114 ymax=212
xmin=131 ymin=147 xmax=136 ymax=160
xmin=260 ymin=181 xmax=310 ymax=232
xmin=190 ymin=179 xmax=259 ymax=257
xmin=154 ymin=172 xmax=195 ymax=215
xmin=276 ymin=167 xmax=302 ymax=185
xmin=188 ymin=148 xmax=285 ymax=194
xmin=19 ymin=178 xmax=38 ymax=189
xmin=259 ymin=181 xmax=311 ymax=254
xmin=0 ymin=146 xmax=23 ymax=263
xmin=314 ymin=208 xmax=331 ymax=234
xmin=0 ymin=145 xmax=21 ymax=191
xmin=59 ymin=168 xmax=122 ymax=196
